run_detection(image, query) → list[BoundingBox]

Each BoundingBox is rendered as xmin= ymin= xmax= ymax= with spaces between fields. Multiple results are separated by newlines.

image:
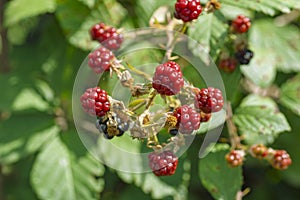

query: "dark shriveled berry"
xmin=148 ymin=150 xmax=178 ymax=176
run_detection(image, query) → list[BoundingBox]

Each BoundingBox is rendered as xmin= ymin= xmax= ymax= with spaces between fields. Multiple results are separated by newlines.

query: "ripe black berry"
xmin=194 ymin=87 xmax=224 ymax=113
xmin=80 ymin=87 xmax=110 ymax=117
xmin=148 ymin=150 xmax=178 ymax=176
xmin=174 ymin=0 xmax=202 ymax=22
xmin=88 ymin=46 xmax=115 ymax=74
xmin=152 ymin=61 xmax=184 ymax=96
xmin=235 ymin=49 xmax=254 ymax=65
xmin=90 ymin=22 xmax=123 ymax=50
xmin=231 ymin=15 xmax=251 ymax=34
xmin=173 ymin=105 xmax=200 ymax=134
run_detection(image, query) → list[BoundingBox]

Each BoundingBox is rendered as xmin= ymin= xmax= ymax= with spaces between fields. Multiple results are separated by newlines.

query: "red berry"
xmin=173 ymin=105 xmax=200 ymax=134
xmin=90 ymin=22 xmax=123 ymax=50
xmin=225 ymin=150 xmax=244 ymax=167
xmin=80 ymin=87 xmax=110 ymax=117
xmin=88 ymin=46 xmax=115 ymax=74
xmin=200 ymin=111 xmax=211 ymax=122
xmin=249 ymin=144 xmax=268 ymax=159
xmin=271 ymin=150 xmax=292 ymax=170
xmin=152 ymin=61 xmax=184 ymax=96
xmin=174 ymin=0 xmax=202 ymax=22
xmin=148 ymin=150 xmax=178 ymax=176
xmin=218 ymin=58 xmax=237 ymax=73
xmin=194 ymin=87 xmax=224 ymax=113
xmin=231 ymin=15 xmax=251 ymax=34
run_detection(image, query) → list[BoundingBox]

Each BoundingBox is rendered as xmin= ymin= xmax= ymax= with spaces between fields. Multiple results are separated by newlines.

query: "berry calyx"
xmin=90 ymin=22 xmax=123 ymax=50
xmin=249 ymin=144 xmax=268 ymax=159
xmin=88 ymin=46 xmax=115 ymax=74
xmin=173 ymin=105 xmax=200 ymax=134
xmin=80 ymin=87 xmax=110 ymax=117
xmin=200 ymin=111 xmax=211 ymax=122
xmin=148 ymin=150 xmax=178 ymax=176
xmin=194 ymin=87 xmax=224 ymax=113
xmin=231 ymin=15 xmax=251 ymax=34
xmin=225 ymin=150 xmax=245 ymax=167
xmin=174 ymin=0 xmax=202 ymax=22
xmin=235 ymin=48 xmax=254 ymax=65
xmin=270 ymin=150 xmax=292 ymax=170
xmin=218 ymin=58 xmax=237 ymax=73
xmin=152 ymin=61 xmax=184 ymax=96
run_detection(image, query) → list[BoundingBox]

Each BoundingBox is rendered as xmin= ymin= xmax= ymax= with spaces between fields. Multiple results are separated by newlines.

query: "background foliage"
xmin=0 ymin=0 xmax=300 ymax=199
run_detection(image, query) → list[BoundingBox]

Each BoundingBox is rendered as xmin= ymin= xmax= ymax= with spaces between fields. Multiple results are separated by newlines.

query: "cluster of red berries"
xmin=219 ymin=15 xmax=253 ymax=72
xmin=88 ymin=46 xmax=115 ymax=74
xmin=152 ymin=61 xmax=224 ymax=137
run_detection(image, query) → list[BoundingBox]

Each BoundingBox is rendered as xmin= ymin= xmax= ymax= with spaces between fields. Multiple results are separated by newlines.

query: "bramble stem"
xmin=226 ymin=102 xmax=241 ymax=149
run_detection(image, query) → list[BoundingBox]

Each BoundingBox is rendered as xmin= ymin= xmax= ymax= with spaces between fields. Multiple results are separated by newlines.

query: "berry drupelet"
xmin=152 ymin=61 xmax=184 ymax=96
xmin=148 ymin=150 xmax=178 ymax=176
xmin=80 ymin=87 xmax=110 ymax=117
xmin=174 ymin=0 xmax=202 ymax=22
xmin=90 ymin=22 xmax=123 ymax=50
xmin=88 ymin=46 xmax=115 ymax=74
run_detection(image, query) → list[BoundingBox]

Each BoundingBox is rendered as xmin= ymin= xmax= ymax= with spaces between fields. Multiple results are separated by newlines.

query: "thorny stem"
xmin=126 ymin=62 xmax=152 ymax=81
xmin=163 ymin=22 xmax=188 ymax=61
xmin=226 ymin=102 xmax=241 ymax=149
xmin=145 ymin=89 xmax=157 ymax=110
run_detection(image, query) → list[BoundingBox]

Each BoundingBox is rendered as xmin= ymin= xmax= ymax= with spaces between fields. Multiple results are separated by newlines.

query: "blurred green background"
xmin=1 ymin=0 xmax=300 ymax=199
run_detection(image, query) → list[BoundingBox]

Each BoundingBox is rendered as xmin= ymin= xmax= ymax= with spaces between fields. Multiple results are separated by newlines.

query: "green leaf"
xmin=56 ymin=0 xmax=127 ymax=50
xmin=4 ymin=0 xmax=56 ymax=26
xmin=221 ymin=0 xmax=300 ymax=16
xmin=242 ymin=20 xmax=300 ymax=87
xmin=188 ymin=12 xmax=228 ymax=60
xmin=31 ymin=135 xmax=104 ymax=200
xmin=279 ymin=74 xmax=300 ymax=116
xmin=233 ymin=95 xmax=291 ymax=145
xmin=199 ymin=144 xmax=243 ymax=200
xmin=0 ymin=111 xmax=58 ymax=165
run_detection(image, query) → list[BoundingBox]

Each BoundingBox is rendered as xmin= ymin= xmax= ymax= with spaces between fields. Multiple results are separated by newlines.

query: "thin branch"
xmin=226 ymin=102 xmax=241 ymax=149
xmin=0 ymin=0 xmax=10 ymax=73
